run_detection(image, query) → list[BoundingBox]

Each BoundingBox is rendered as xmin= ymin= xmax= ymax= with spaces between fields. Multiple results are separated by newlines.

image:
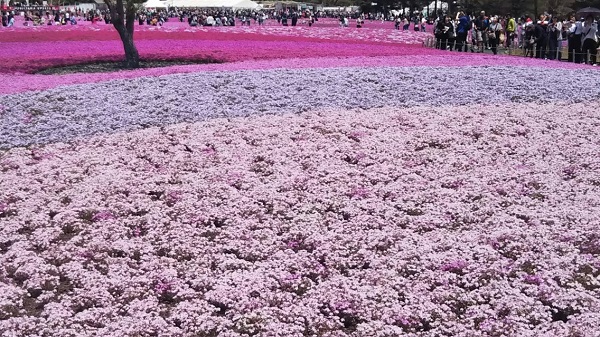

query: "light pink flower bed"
xmin=2 ymin=102 xmax=600 ymax=335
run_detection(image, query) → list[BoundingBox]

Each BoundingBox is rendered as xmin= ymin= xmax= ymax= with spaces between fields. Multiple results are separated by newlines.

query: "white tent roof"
xmin=231 ymin=0 xmax=260 ymax=9
xmin=144 ymin=0 xmax=260 ymax=8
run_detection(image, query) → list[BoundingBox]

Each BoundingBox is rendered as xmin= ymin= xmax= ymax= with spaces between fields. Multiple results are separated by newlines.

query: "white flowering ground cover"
xmin=2 ymin=24 xmax=600 ymax=337
xmin=2 ymin=66 xmax=599 ymax=149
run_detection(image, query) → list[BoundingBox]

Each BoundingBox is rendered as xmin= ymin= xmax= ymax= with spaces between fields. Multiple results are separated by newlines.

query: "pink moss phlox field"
xmin=0 ymin=19 xmax=432 ymax=75
xmin=2 ymin=14 xmax=600 ymax=337
xmin=1 ymin=104 xmax=600 ymax=335
xmin=1 ymin=17 xmax=431 ymax=44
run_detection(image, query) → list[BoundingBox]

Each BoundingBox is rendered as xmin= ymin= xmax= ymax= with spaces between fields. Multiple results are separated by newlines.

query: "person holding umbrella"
xmin=574 ymin=7 xmax=600 ymax=64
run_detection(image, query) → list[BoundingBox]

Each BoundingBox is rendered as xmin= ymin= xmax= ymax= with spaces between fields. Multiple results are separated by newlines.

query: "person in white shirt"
xmin=547 ymin=16 xmax=562 ymax=60
xmin=488 ymin=16 xmax=503 ymax=55
xmin=205 ymin=15 xmax=215 ymax=26
xmin=568 ymin=15 xmax=584 ymax=63
xmin=581 ymin=14 xmax=598 ymax=65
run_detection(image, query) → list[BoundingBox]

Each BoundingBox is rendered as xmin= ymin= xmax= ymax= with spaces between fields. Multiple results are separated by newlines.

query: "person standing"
xmin=505 ymin=15 xmax=516 ymax=49
xmin=534 ymin=20 xmax=548 ymax=59
xmin=581 ymin=14 xmax=598 ymax=65
xmin=547 ymin=17 xmax=562 ymax=60
xmin=483 ymin=13 xmax=490 ymax=49
xmin=455 ymin=12 xmax=470 ymax=52
xmin=257 ymin=13 xmax=262 ymax=25
xmin=488 ymin=16 xmax=502 ymax=55
xmin=524 ymin=23 xmax=536 ymax=57
xmin=474 ymin=11 xmax=486 ymax=53
xmin=568 ymin=16 xmax=584 ymax=63
xmin=437 ymin=15 xmax=453 ymax=50
xmin=435 ymin=16 xmax=445 ymax=49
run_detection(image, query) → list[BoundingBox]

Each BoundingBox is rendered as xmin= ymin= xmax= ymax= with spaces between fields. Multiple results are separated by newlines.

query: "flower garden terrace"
xmin=1 ymin=19 xmax=600 ymax=337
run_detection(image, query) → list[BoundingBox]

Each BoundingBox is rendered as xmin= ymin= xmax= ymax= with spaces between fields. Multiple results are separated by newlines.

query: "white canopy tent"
xmin=422 ymin=1 xmax=448 ymax=16
xmin=389 ymin=1 xmax=448 ymax=17
xmin=144 ymin=0 xmax=261 ymax=9
xmin=231 ymin=0 xmax=260 ymax=9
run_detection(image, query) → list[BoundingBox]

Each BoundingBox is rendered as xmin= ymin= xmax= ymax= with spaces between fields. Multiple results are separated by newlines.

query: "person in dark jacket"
xmin=436 ymin=15 xmax=454 ymax=50
xmin=435 ymin=16 xmax=446 ymax=49
xmin=567 ymin=15 xmax=583 ymax=63
xmin=524 ymin=23 xmax=536 ymax=57
xmin=533 ymin=22 xmax=548 ymax=59
xmin=547 ymin=16 xmax=561 ymax=60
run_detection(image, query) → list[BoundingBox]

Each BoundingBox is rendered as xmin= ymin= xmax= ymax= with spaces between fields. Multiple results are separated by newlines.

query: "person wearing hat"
xmin=581 ymin=14 xmax=598 ymax=65
xmin=568 ymin=15 xmax=584 ymax=63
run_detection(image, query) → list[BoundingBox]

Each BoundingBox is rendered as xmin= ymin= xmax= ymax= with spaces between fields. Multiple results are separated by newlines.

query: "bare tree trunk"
xmin=106 ymin=0 xmax=140 ymax=68
xmin=114 ymin=24 xmax=139 ymax=68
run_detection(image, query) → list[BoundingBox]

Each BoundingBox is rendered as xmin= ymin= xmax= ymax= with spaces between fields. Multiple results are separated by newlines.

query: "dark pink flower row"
xmin=0 ymin=39 xmax=439 ymax=74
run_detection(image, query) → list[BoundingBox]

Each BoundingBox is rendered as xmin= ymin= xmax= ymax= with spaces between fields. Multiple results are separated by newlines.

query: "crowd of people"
xmin=2 ymin=5 xmax=599 ymax=65
xmin=1 ymin=8 xmax=109 ymax=26
xmin=431 ymin=11 xmax=599 ymax=65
